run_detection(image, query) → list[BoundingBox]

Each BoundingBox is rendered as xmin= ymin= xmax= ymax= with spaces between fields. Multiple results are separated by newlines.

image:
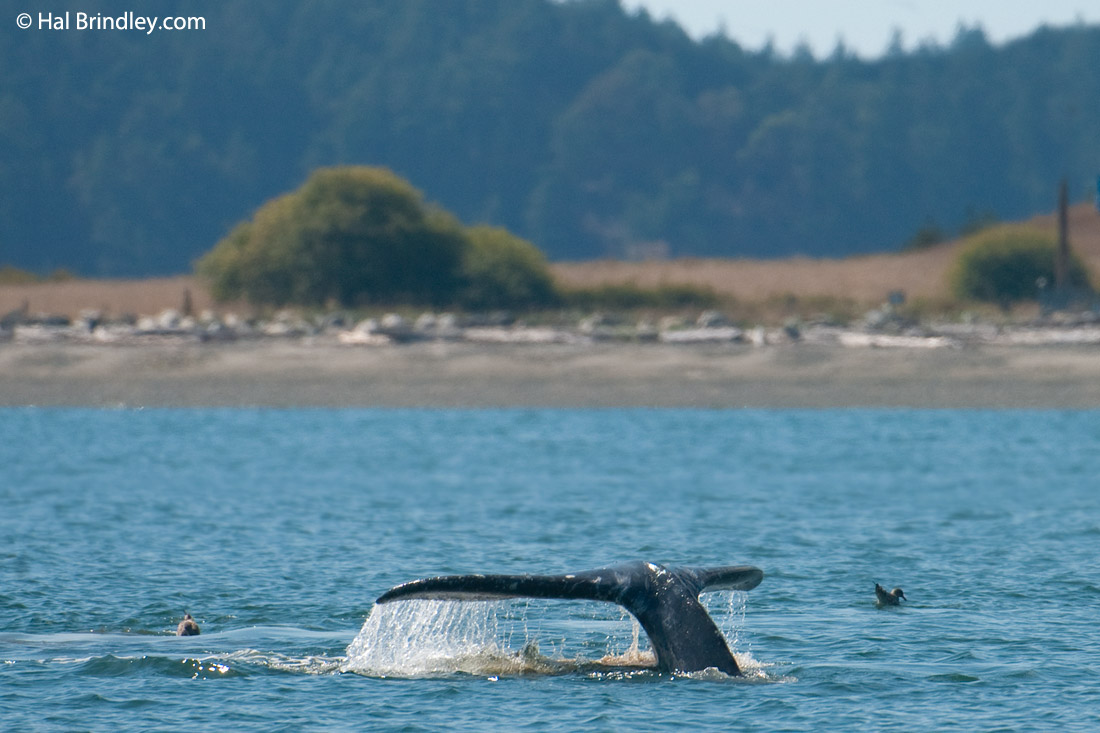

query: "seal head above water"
xmin=176 ymin=613 xmax=200 ymax=636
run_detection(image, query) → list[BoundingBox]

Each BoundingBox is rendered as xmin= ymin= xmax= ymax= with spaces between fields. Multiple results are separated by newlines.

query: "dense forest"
xmin=2 ymin=0 xmax=1100 ymax=276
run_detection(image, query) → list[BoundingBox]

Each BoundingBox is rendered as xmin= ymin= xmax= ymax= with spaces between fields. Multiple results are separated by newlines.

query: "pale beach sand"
xmin=1 ymin=340 xmax=1097 ymax=408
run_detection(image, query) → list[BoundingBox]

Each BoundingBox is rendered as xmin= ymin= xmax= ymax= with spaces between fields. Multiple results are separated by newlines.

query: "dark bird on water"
xmin=875 ymin=583 xmax=906 ymax=606
xmin=176 ymin=613 xmax=200 ymax=636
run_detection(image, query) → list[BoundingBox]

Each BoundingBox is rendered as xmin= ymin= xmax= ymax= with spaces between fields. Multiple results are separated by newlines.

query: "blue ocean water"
xmin=1 ymin=408 xmax=1098 ymax=730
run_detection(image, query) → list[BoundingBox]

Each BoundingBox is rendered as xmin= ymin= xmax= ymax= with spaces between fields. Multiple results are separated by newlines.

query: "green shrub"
xmin=45 ymin=269 xmax=77 ymax=282
xmin=197 ymin=166 xmax=466 ymax=307
xmin=901 ymin=219 xmax=946 ymax=252
xmin=950 ymin=226 xmax=1091 ymax=307
xmin=460 ymin=225 xmax=560 ymax=310
xmin=0 ymin=265 xmax=41 ymax=285
xmin=198 ymin=166 xmax=567 ymax=311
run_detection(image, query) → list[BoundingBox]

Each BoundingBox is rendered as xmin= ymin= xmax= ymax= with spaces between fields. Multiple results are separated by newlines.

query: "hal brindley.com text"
xmin=34 ymin=12 xmax=205 ymax=34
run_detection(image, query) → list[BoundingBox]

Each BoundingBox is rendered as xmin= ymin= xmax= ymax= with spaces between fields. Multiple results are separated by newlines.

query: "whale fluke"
xmin=376 ymin=560 xmax=763 ymax=675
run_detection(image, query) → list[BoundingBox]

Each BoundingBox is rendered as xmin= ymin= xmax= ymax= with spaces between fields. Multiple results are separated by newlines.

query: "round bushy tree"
xmin=459 ymin=225 xmax=560 ymax=310
xmin=950 ymin=226 xmax=1092 ymax=308
xmin=197 ymin=166 xmax=466 ymax=307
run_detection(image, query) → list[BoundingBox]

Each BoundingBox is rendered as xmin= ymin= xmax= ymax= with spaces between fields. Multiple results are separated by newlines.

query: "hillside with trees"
xmin=2 ymin=0 xmax=1099 ymax=276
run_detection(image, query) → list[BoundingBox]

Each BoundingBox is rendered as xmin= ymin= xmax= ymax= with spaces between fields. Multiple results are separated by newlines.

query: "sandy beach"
xmin=2 ymin=339 xmax=1098 ymax=408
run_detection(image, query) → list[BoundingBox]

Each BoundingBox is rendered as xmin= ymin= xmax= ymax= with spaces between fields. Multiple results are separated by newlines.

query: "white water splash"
xmin=342 ymin=593 xmax=757 ymax=679
xmin=217 ymin=649 xmax=344 ymax=675
xmin=343 ymin=600 xmax=517 ymax=677
xmin=704 ymin=591 xmax=779 ymax=681
xmin=707 ymin=590 xmax=748 ymax=647
xmin=342 ymin=599 xmax=664 ymax=677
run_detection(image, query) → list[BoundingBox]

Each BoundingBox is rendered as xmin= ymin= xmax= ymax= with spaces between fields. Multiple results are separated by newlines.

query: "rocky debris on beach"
xmin=3 ymin=304 xmax=1100 ymax=349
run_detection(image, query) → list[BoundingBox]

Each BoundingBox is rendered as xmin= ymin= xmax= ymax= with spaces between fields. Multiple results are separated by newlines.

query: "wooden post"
xmin=1055 ymin=179 xmax=1069 ymax=292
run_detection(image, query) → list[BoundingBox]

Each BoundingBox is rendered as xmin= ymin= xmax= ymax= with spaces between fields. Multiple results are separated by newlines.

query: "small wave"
xmin=73 ymin=653 xmax=244 ymax=679
xmin=2 ymin=628 xmax=348 ymax=681
xmin=944 ymin=509 xmax=1009 ymax=522
xmin=928 ymin=673 xmax=981 ymax=683
xmin=58 ymin=651 xmax=343 ymax=679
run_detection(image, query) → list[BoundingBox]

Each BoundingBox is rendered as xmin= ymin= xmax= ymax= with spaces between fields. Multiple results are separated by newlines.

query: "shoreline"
xmin=2 ymin=339 xmax=1098 ymax=409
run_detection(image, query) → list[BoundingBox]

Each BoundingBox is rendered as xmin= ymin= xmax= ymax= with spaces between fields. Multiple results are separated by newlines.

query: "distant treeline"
xmin=3 ymin=0 xmax=1100 ymax=276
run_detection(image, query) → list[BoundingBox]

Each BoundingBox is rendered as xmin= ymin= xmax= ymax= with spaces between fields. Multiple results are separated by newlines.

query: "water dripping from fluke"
xmin=340 ymin=595 xmax=771 ymax=680
xmin=341 ymin=599 xmax=658 ymax=678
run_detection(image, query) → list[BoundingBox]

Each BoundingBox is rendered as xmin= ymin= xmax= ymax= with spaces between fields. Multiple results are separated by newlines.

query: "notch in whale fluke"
xmin=375 ymin=560 xmax=763 ymax=676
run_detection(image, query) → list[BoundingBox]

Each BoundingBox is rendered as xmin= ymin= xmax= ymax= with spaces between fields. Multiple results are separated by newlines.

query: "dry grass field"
xmin=553 ymin=204 xmax=1100 ymax=305
xmin=3 ymin=204 xmax=1099 ymax=321
xmin=0 ymin=276 xmax=216 ymax=321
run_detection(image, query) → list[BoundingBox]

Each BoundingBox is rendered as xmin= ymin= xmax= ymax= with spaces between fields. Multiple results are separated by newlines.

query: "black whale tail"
xmin=375 ymin=561 xmax=763 ymax=676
